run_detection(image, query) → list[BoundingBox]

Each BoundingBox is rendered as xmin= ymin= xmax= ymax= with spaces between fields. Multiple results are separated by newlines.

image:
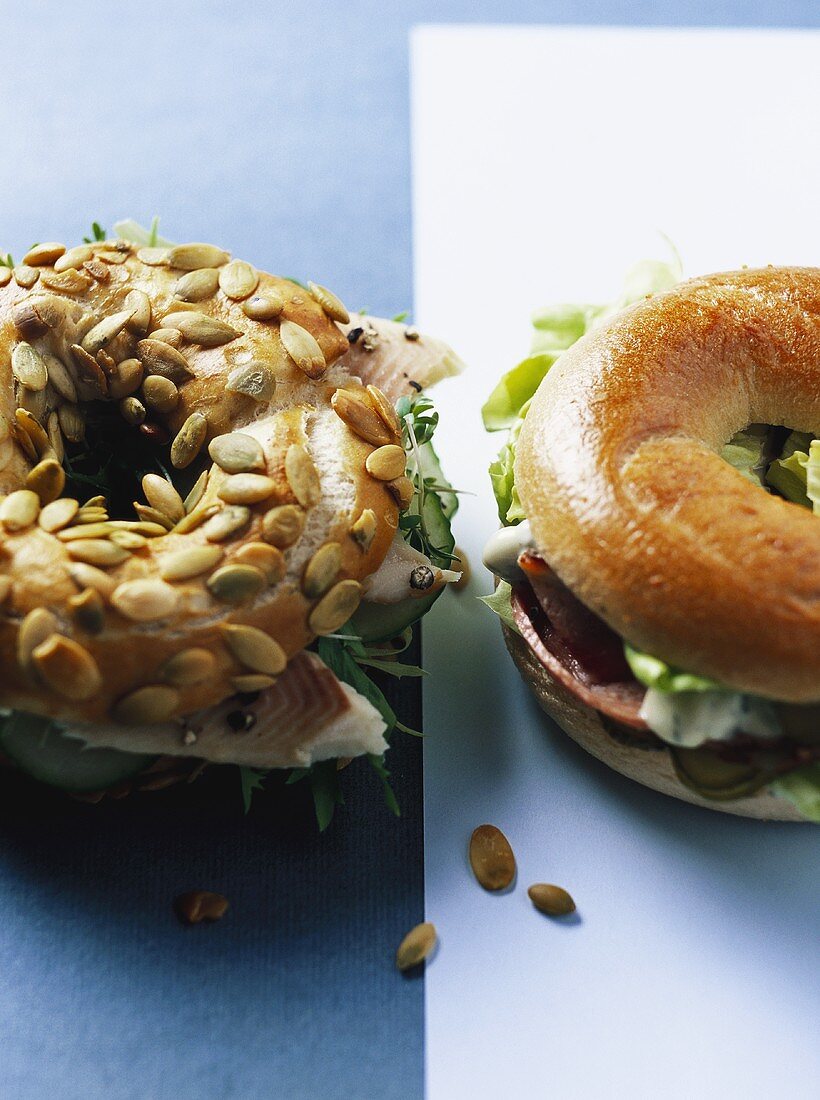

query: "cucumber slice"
xmin=417 ymin=441 xmax=458 ymax=520
xmin=0 ymin=711 xmax=154 ymax=792
xmin=351 ymin=589 xmax=441 ymax=643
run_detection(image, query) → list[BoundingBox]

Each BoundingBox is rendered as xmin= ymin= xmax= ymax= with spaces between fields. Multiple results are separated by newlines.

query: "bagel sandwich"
xmin=0 ymin=219 xmax=463 ymax=817
xmin=482 ymin=259 xmax=820 ymax=822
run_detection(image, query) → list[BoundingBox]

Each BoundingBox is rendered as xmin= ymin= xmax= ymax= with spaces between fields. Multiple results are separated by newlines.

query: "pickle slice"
xmin=671 ymin=745 xmax=769 ymax=801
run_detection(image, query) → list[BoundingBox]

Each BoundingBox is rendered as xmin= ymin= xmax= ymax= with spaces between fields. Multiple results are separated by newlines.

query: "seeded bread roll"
xmin=0 ymin=239 xmax=406 ymax=726
xmin=516 ymin=267 xmax=820 ymax=704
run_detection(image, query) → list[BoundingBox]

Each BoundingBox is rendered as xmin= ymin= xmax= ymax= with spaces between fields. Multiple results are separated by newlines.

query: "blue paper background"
xmin=0 ymin=2 xmax=817 ymax=1098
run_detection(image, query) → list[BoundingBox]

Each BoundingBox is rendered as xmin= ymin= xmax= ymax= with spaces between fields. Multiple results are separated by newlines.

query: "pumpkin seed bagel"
xmin=483 ymin=263 xmax=820 ymax=821
xmin=0 ymin=236 xmax=417 ymax=729
xmin=517 ymin=267 xmax=820 ymax=704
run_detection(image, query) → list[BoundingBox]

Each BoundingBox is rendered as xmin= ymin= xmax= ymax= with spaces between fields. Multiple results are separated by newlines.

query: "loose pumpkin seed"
xmin=67 ymin=561 xmax=116 ymax=598
xmin=174 ymin=502 xmax=221 ymax=534
xmin=57 ymin=523 xmax=115 ymax=541
xmin=308 ymin=281 xmax=350 ymax=324
xmin=113 ymin=684 xmax=180 ymax=724
xmin=54 ymin=244 xmax=94 ymax=272
xmin=308 ymin=579 xmax=362 ymax=635
xmin=387 ymin=476 xmax=414 ymax=510
xmin=119 ymin=396 xmax=146 ymax=425
xmin=18 ymin=608 xmax=58 ymax=668
xmin=183 ymin=469 xmax=209 ymax=514
xmin=43 ymin=352 xmax=77 ymax=401
xmin=225 ymin=362 xmax=275 ymax=403
xmin=133 ymin=503 xmax=173 ymax=530
xmin=206 ymin=563 xmax=266 ymax=604
xmin=279 ymin=320 xmax=326 ymax=378
xmin=233 ymin=541 xmax=285 ymax=583
xmin=221 ymin=623 xmax=287 ymax=675
xmin=367 ymin=385 xmax=402 ymax=438
xmin=125 ymin=288 xmax=152 ymax=334
xmin=23 ymin=242 xmax=66 ymax=266
xmin=147 ymin=326 xmax=183 ymax=348
xmin=141 ymin=374 xmax=179 ymax=415
xmin=136 ymin=247 xmax=169 ymax=266
xmin=39 ymin=497 xmax=79 ymax=532
xmin=11 ymin=420 xmax=38 ymax=461
xmin=11 ymin=343 xmax=48 ymax=391
xmin=331 ymin=388 xmax=395 ymax=446
xmin=396 ymin=922 xmax=437 ymax=972
xmin=137 ymin=338 xmax=194 ymax=384
xmin=159 ymin=545 xmax=223 ymax=582
xmin=65 ymin=539 xmax=130 ymax=567
xmin=167 ymin=243 xmax=230 ymax=271
xmin=108 ymin=358 xmax=144 ymax=400
xmin=95 ymin=248 xmax=127 ymax=265
xmin=173 ymin=890 xmax=229 ymax=925
xmin=70 ymin=343 xmax=108 ymax=396
xmin=12 ymin=300 xmax=49 ymax=339
xmin=527 ymin=884 xmax=576 ymax=916
xmin=262 ymin=503 xmax=304 ymax=548
xmin=68 ymin=587 xmax=106 ymax=634
xmin=142 ymin=473 xmax=185 ymax=523
xmin=242 ymin=293 xmax=284 ymax=320
xmin=285 ymin=443 xmax=320 ymax=507
xmin=108 ymin=530 xmax=148 ymax=550
xmin=25 ymin=458 xmax=65 ymax=504
xmin=160 ymin=647 xmax=216 ymax=687
xmin=174 ymin=267 xmax=220 ymax=302
xmin=14 ymin=266 xmax=40 ymax=288
xmin=365 ymin=444 xmax=406 ymax=481
xmin=469 ymin=825 xmax=516 ymax=891
xmin=217 ymin=473 xmax=277 ymax=505
xmin=208 ymin=432 xmax=264 ymax=473
xmin=219 ymin=260 xmax=258 ymax=300
xmin=171 ymin=412 xmax=208 ymax=468
xmin=350 ymin=508 xmax=377 ymax=552
xmin=41 ymin=268 xmax=93 ymax=294
xmin=111 ymin=578 xmax=180 ymax=621
xmin=1 ymin=489 xmax=40 ymax=531
xmin=82 ymin=258 xmax=110 ymax=282
xmin=231 ymin=674 xmax=277 ymax=693
xmin=0 ymin=267 xmax=11 ymax=287
xmin=171 ymin=312 xmax=241 ymax=347
xmin=81 ymin=309 xmax=135 ymax=354
xmin=203 ymin=504 xmax=251 ymax=542
xmin=57 ymin=403 xmax=85 ymax=443
xmin=302 ymin=542 xmax=342 ymax=597
xmin=31 ymin=635 xmax=102 ymax=700
xmin=46 ymin=412 xmax=64 ymax=463
xmin=15 ymin=408 xmax=50 ymax=455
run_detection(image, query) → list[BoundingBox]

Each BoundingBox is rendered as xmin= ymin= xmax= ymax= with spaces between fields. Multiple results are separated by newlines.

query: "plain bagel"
xmin=517 ymin=267 xmax=820 ymax=704
xmin=0 ymin=239 xmax=407 ymax=727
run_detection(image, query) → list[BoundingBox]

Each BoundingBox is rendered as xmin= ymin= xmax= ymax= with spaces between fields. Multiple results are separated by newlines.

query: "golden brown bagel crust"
xmin=517 ymin=267 xmax=820 ymax=704
xmin=502 ymin=624 xmax=804 ymax=821
xmin=0 ymin=240 xmax=402 ymax=725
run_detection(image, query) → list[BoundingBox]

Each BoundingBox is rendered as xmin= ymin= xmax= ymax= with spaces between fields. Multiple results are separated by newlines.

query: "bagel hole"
xmin=62 ymin=401 xmax=206 ymax=518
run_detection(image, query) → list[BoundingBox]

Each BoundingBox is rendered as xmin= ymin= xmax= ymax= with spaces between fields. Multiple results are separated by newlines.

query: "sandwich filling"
xmin=482 ymin=259 xmax=820 ymax=820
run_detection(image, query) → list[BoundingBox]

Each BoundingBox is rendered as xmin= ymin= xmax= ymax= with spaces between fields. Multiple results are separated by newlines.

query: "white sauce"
xmin=482 ymin=520 xmax=534 ymax=584
xmin=640 ymin=688 xmax=782 ymax=748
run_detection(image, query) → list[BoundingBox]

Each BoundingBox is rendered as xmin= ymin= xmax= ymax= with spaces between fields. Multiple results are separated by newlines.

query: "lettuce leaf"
xmin=720 ymin=425 xmax=768 ymax=486
xmin=769 ymin=764 xmax=820 ymax=822
xmin=624 ymin=644 xmax=722 ymax=693
xmin=484 ymin=252 xmax=682 ymax=519
xmin=806 ymin=439 xmax=820 ymax=514
xmin=478 ymin=581 xmax=520 ymax=634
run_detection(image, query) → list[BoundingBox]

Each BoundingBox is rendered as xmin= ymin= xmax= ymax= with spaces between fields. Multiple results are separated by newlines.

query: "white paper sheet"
xmin=412 ymin=26 xmax=820 ymax=1100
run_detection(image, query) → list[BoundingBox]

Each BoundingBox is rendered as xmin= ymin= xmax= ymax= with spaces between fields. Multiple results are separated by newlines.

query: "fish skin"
xmin=338 ymin=314 xmax=464 ymax=401
xmin=65 ymin=652 xmax=388 ymax=769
